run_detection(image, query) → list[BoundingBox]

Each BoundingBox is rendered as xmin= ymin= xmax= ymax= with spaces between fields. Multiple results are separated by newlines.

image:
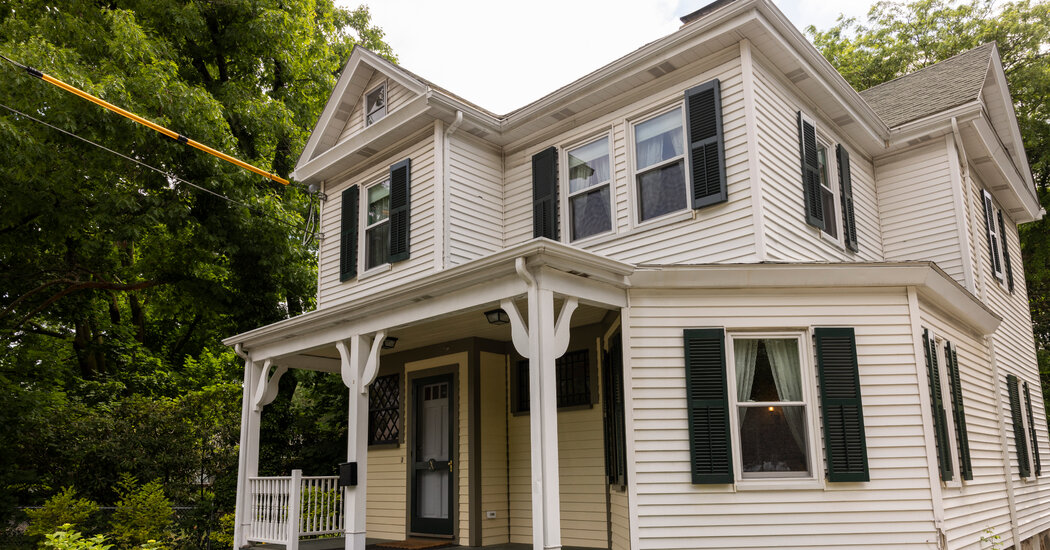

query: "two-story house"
xmin=223 ymin=0 xmax=1050 ymax=549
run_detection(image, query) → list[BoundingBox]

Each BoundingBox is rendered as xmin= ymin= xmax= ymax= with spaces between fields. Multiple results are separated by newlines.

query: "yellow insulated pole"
xmin=10 ymin=57 xmax=289 ymax=186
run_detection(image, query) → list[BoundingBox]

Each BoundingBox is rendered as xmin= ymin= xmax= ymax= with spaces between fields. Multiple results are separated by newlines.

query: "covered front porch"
xmin=224 ymin=241 xmax=633 ymax=550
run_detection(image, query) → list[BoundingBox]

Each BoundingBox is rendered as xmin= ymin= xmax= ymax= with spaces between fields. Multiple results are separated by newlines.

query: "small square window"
xmin=365 ymin=84 xmax=387 ymax=127
xmin=568 ymin=137 xmax=612 ymax=240
xmin=365 ymin=179 xmax=390 ymax=269
xmin=634 ymin=109 xmax=687 ymax=222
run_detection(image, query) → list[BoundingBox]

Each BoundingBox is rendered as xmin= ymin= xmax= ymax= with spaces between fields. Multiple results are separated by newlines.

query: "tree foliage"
xmin=0 ymin=0 xmax=392 ymax=545
xmin=807 ymin=0 xmax=1050 ymax=404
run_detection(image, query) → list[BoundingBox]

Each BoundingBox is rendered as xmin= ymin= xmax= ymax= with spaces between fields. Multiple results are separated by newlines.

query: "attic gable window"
xmin=365 ymin=83 xmax=387 ymax=126
xmin=567 ymin=137 xmax=612 ymax=240
xmin=634 ymin=108 xmax=687 ymax=222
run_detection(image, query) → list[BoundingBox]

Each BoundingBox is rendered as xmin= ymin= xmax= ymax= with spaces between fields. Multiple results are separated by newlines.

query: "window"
xmin=634 ymin=108 xmax=687 ymax=222
xmin=365 ymin=83 xmax=387 ymax=126
xmin=515 ymin=349 xmax=592 ymax=412
xmin=364 ymin=179 xmax=391 ymax=269
xmin=368 ymin=374 xmax=400 ymax=445
xmin=816 ymin=143 xmax=838 ymax=239
xmin=567 ymin=137 xmax=612 ymax=240
xmin=1007 ymin=374 xmax=1033 ymax=477
xmin=982 ymin=190 xmax=1015 ymax=291
xmin=728 ymin=335 xmax=812 ymax=478
xmin=923 ymin=330 xmax=973 ymax=482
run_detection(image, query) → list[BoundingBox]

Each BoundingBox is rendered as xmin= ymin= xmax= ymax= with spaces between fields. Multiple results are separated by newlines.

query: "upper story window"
xmin=365 ymin=179 xmax=391 ymax=269
xmin=798 ymin=112 xmax=858 ymax=251
xmin=982 ymin=189 xmax=1014 ymax=291
xmin=567 ymin=137 xmax=612 ymax=240
xmin=365 ymin=83 xmax=387 ymax=126
xmin=634 ymin=108 xmax=687 ymax=222
xmin=816 ymin=143 xmax=838 ymax=240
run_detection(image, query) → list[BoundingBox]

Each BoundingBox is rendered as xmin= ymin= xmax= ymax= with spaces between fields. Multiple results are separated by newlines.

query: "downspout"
xmin=515 ymin=256 xmax=535 ymax=288
xmin=948 ymin=118 xmax=977 ymax=294
xmin=440 ymin=111 xmax=464 ymax=270
xmin=234 ymin=343 xmax=249 ymax=361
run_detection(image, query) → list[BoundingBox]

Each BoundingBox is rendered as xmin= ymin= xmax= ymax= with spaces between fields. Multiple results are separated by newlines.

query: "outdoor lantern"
xmin=382 ymin=336 xmax=398 ymax=349
xmin=485 ymin=309 xmax=510 ymax=325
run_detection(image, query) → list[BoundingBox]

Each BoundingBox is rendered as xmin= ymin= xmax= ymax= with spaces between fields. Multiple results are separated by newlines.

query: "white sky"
xmin=347 ymin=0 xmax=875 ymax=114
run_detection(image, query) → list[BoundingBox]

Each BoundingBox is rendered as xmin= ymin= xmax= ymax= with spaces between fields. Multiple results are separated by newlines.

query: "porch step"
xmin=372 ymin=539 xmax=456 ymax=550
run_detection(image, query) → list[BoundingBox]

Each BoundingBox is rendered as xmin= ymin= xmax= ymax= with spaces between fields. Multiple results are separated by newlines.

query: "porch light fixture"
xmin=485 ymin=309 xmax=510 ymax=325
xmin=382 ymin=336 xmax=398 ymax=349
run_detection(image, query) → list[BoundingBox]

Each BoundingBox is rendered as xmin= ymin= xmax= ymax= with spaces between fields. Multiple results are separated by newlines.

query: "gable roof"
xmin=859 ymin=43 xmax=995 ymax=128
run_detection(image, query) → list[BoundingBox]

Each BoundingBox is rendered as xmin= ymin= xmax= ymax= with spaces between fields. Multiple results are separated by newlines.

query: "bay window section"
xmin=635 ymin=109 xmax=687 ymax=221
xmin=365 ymin=179 xmax=391 ymax=269
xmin=731 ymin=336 xmax=810 ymax=478
xmin=568 ymin=137 xmax=612 ymax=240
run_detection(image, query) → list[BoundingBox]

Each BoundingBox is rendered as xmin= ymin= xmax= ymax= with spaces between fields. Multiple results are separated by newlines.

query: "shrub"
xmin=40 ymin=524 xmax=112 ymax=550
xmin=26 ymin=488 xmax=99 ymax=539
xmin=107 ymin=476 xmax=172 ymax=549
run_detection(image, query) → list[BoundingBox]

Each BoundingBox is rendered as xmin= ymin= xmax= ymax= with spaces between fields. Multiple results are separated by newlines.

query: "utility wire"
xmin=0 ymin=101 xmax=307 ymax=233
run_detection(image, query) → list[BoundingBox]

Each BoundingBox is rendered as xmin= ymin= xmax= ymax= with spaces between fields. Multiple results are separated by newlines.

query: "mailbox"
xmin=338 ymin=462 xmax=358 ymax=487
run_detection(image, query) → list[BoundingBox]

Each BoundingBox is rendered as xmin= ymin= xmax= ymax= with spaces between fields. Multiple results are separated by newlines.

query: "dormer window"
xmin=365 ymin=83 xmax=387 ymax=126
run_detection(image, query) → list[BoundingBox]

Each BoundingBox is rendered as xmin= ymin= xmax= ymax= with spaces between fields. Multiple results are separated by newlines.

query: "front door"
xmin=411 ymin=375 xmax=454 ymax=536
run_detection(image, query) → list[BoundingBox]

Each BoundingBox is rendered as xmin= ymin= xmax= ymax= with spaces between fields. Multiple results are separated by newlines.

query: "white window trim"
xmin=561 ymin=132 xmax=615 ymax=243
xmin=628 ymin=104 xmax=690 ymax=227
xmin=364 ymin=81 xmax=388 ymax=127
xmin=931 ymin=332 xmax=964 ymax=488
xmin=800 ymin=112 xmax=844 ymax=249
xmin=361 ymin=177 xmax=391 ymax=273
xmin=725 ymin=330 xmax=825 ymax=489
xmin=1018 ymin=378 xmax=1038 ymax=481
xmin=983 ymin=190 xmax=1006 ymax=284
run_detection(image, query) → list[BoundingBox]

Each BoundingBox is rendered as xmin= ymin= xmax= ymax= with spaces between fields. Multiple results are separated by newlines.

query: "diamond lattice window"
xmin=369 ymin=374 xmax=400 ymax=445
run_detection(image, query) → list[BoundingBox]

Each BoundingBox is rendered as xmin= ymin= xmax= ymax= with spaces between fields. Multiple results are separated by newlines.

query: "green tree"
xmin=807 ymin=0 xmax=1050 ymax=406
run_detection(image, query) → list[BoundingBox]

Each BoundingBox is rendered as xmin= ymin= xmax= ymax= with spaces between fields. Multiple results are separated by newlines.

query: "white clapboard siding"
xmin=318 ymin=131 xmax=435 ymax=308
xmin=448 ymin=132 xmax=504 ymax=266
xmin=750 ymin=58 xmax=884 ymax=263
xmin=610 ymin=488 xmax=629 ymax=550
xmin=480 ymin=352 xmax=510 ymax=546
xmin=337 ymin=71 xmax=414 ymax=144
xmin=508 ymin=393 xmax=610 ymax=548
xmin=968 ymin=172 xmax=1050 ymax=540
xmin=874 ymin=140 xmax=967 ymax=286
xmin=627 ymin=287 xmax=938 ymax=549
xmin=500 ymin=51 xmax=759 ymax=264
xmin=366 ymin=445 xmax=408 ymax=541
xmin=918 ymin=301 xmax=1013 ymax=549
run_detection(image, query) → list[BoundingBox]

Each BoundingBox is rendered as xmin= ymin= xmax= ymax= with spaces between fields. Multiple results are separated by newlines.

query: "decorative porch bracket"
xmin=500 ymin=296 xmax=577 ymax=358
xmin=253 ymin=360 xmax=289 ymax=412
xmin=334 ymin=330 xmax=385 ymax=550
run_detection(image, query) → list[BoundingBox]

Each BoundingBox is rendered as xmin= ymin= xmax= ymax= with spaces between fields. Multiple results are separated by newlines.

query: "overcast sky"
xmin=346 ymin=0 xmax=876 ymax=113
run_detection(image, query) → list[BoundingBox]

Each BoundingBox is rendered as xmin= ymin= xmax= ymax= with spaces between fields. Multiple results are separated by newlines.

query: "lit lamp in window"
xmin=484 ymin=309 xmax=510 ymax=326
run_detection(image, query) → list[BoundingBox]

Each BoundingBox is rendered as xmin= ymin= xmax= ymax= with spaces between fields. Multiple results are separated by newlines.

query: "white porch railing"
xmin=247 ymin=470 xmax=344 ymax=549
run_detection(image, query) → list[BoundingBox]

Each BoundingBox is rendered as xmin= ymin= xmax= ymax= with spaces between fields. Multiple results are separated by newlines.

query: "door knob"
xmin=427 ymin=458 xmax=436 ymax=471
xmin=448 ymin=459 xmax=453 ymax=471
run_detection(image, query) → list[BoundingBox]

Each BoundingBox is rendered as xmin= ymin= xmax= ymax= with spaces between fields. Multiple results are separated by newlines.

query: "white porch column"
xmin=233 ymin=356 xmax=263 ymax=549
xmin=528 ymin=285 xmax=562 ymax=550
xmin=338 ymin=333 xmax=382 ymax=550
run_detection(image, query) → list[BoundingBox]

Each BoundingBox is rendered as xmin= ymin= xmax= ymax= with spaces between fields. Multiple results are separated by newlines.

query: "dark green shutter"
xmin=798 ymin=112 xmax=824 ymax=229
xmin=836 ymin=144 xmax=858 ymax=251
xmin=945 ymin=342 xmax=973 ymax=480
xmin=924 ymin=330 xmax=953 ymax=481
xmin=983 ymin=191 xmax=1002 ymax=276
xmin=685 ymin=79 xmax=727 ymax=208
xmin=1024 ymin=381 xmax=1041 ymax=476
xmin=1007 ymin=374 xmax=1031 ymax=477
xmin=815 ymin=327 xmax=869 ymax=482
xmin=388 ymin=158 xmax=411 ymax=263
xmin=339 ymin=185 xmax=359 ymax=281
xmin=603 ymin=332 xmax=627 ymax=487
xmin=532 ymin=147 xmax=559 ymax=239
xmin=998 ymin=211 xmax=1014 ymax=292
xmin=683 ymin=328 xmax=733 ymax=484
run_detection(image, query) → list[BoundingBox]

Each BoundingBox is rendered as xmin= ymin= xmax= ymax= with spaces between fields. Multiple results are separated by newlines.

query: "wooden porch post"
xmin=338 ymin=334 xmax=379 ymax=550
xmin=233 ymin=357 xmax=263 ymax=549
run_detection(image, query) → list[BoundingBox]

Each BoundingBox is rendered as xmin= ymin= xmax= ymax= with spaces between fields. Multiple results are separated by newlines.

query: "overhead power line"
xmin=0 ymin=52 xmax=290 ymax=186
xmin=0 ymin=101 xmax=308 ymax=233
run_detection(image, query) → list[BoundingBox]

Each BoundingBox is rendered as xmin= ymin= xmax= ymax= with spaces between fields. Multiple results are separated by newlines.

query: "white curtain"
xmin=734 ymin=339 xmax=759 ymax=422
xmin=765 ymin=339 xmax=806 ymax=451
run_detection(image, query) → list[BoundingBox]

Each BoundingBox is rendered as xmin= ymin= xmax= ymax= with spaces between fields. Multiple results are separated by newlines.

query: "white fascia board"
xmin=750 ymin=1 xmax=889 ymax=146
xmin=292 ymin=94 xmax=431 ymax=183
xmin=222 ymin=239 xmax=635 ymax=357
xmin=972 ymin=115 xmax=1042 ymax=222
xmin=986 ymin=47 xmax=1036 ymax=191
xmin=630 ymin=262 xmax=1000 ymax=335
xmin=885 ymin=102 xmax=982 ymax=145
xmin=295 ymin=46 xmax=366 ymax=172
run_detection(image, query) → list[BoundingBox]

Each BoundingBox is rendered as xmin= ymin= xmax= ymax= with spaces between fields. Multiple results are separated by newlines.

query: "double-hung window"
xmin=982 ymin=189 xmax=1014 ymax=291
xmin=798 ymin=113 xmax=858 ymax=250
xmin=567 ymin=137 xmax=612 ymax=240
xmin=728 ymin=334 xmax=812 ymax=478
xmin=815 ymin=142 xmax=838 ymax=239
xmin=365 ymin=179 xmax=391 ymax=270
xmin=634 ymin=108 xmax=687 ymax=222
xmin=365 ymin=83 xmax=387 ymax=126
